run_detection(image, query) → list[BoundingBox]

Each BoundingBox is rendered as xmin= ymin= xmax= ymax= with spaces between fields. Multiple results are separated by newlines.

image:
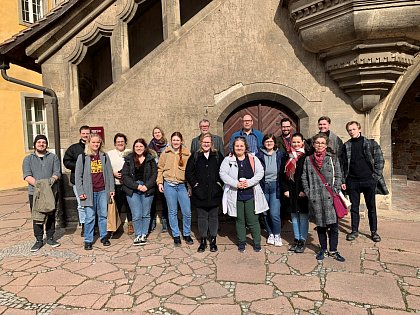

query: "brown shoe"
xmin=127 ymin=222 xmax=134 ymax=235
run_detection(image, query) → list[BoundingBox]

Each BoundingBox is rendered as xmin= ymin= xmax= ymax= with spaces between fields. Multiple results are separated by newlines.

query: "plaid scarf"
xmin=285 ymin=147 xmax=305 ymax=181
xmin=282 ymin=135 xmax=292 ymax=154
xmin=314 ymin=149 xmax=326 ymax=169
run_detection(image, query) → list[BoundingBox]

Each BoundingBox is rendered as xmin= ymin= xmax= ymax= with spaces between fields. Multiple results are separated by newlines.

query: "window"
xmin=24 ymin=97 xmax=48 ymax=149
xmin=20 ymin=0 xmax=44 ymax=24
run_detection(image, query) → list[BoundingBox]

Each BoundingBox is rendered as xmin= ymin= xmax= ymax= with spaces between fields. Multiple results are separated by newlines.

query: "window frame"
xmin=18 ymin=0 xmax=47 ymax=25
xmin=21 ymin=93 xmax=48 ymax=151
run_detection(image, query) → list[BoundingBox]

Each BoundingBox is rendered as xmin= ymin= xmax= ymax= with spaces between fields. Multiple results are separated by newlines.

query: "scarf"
xmin=282 ymin=135 xmax=292 ymax=154
xmin=285 ymin=147 xmax=305 ymax=181
xmin=150 ymin=138 xmax=167 ymax=157
xmin=314 ymin=149 xmax=326 ymax=170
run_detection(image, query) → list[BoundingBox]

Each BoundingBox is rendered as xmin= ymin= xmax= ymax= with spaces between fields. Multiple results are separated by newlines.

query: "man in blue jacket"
xmin=229 ymin=114 xmax=263 ymax=154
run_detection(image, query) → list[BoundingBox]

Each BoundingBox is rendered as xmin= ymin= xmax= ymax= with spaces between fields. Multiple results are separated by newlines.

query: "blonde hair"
xmin=85 ymin=134 xmax=104 ymax=156
xmin=199 ymin=133 xmax=216 ymax=153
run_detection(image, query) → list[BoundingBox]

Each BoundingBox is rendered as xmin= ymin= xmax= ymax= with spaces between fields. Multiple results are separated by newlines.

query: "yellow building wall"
xmin=0 ymin=0 xmax=54 ymax=190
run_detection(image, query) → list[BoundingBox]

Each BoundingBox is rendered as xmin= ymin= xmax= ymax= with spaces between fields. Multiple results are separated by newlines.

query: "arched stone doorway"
xmin=391 ymin=74 xmax=420 ymax=181
xmin=223 ymin=100 xmax=299 ymax=154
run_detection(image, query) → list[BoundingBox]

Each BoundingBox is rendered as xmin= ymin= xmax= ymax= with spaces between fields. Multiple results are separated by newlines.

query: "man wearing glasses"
xmin=229 ymin=114 xmax=263 ymax=154
xmin=276 ymin=118 xmax=293 ymax=154
xmin=191 ymin=119 xmax=224 ymax=155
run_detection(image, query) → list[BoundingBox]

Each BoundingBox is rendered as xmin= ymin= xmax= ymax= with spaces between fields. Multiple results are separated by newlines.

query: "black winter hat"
xmin=33 ymin=135 xmax=48 ymax=147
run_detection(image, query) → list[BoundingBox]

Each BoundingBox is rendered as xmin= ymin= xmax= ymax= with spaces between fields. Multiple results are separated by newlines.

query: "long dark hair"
xmin=132 ymin=138 xmax=149 ymax=166
xmin=171 ymin=132 xmax=185 ymax=167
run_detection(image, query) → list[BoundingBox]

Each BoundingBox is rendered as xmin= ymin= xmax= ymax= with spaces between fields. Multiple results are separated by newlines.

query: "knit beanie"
xmin=33 ymin=135 xmax=48 ymax=147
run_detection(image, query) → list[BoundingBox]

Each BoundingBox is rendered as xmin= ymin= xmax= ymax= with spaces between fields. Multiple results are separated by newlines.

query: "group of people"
xmin=23 ymin=115 xmax=388 ymax=262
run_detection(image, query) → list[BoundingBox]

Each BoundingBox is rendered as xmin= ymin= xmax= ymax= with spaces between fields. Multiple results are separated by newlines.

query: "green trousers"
xmin=236 ymin=199 xmax=261 ymax=244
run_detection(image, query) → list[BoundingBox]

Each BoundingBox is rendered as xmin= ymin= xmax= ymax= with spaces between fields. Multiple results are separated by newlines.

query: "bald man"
xmin=229 ymin=114 xmax=263 ymax=154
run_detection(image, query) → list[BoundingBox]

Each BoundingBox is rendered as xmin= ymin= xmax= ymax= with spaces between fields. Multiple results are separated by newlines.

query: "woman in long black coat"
xmin=185 ymin=132 xmax=224 ymax=253
xmin=282 ymin=133 xmax=309 ymax=253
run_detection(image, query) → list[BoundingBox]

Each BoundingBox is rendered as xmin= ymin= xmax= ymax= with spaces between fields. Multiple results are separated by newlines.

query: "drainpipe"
xmin=0 ymin=58 xmax=66 ymax=228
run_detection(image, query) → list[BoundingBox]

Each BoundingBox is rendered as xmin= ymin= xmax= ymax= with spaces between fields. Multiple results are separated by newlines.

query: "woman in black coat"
xmin=185 ymin=133 xmax=224 ymax=253
xmin=282 ymin=133 xmax=309 ymax=253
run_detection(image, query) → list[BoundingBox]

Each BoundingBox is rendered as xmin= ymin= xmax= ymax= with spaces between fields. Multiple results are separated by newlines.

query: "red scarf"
xmin=285 ymin=148 xmax=305 ymax=181
xmin=314 ymin=149 xmax=326 ymax=169
xmin=282 ymin=135 xmax=292 ymax=154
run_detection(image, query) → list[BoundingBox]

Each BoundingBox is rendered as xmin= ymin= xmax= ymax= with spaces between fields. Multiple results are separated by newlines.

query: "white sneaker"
xmin=274 ymin=235 xmax=283 ymax=247
xmin=267 ymin=234 xmax=275 ymax=245
xmin=133 ymin=235 xmax=142 ymax=246
xmin=139 ymin=235 xmax=147 ymax=246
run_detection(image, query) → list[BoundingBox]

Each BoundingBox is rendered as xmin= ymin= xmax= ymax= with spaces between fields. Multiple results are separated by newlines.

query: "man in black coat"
xmin=63 ymin=125 xmax=90 ymax=233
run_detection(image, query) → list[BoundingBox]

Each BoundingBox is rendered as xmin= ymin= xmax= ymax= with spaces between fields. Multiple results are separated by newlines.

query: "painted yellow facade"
xmin=0 ymin=1 xmax=55 ymax=190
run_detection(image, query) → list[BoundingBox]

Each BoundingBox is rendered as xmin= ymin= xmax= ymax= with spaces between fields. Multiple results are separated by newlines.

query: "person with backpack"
xmin=341 ymin=121 xmax=389 ymax=243
xmin=220 ymin=137 xmax=268 ymax=253
xmin=186 ymin=133 xmax=224 ymax=252
xmin=75 ymin=134 xmax=115 ymax=250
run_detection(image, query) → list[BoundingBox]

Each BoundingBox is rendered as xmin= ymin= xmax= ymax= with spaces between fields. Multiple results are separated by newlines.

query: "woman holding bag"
xmin=219 ymin=137 xmax=268 ymax=253
xmin=75 ymin=134 xmax=115 ymax=250
xmin=301 ymin=133 xmax=345 ymax=262
xmin=122 ymin=138 xmax=157 ymax=246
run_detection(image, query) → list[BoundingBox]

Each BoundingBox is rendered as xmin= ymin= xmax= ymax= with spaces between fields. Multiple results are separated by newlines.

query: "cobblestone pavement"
xmin=0 ymin=183 xmax=419 ymax=315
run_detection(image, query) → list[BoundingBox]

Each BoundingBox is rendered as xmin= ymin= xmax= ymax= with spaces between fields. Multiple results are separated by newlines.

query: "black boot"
xmin=289 ymin=239 xmax=298 ymax=251
xmin=295 ymin=239 xmax=305 ymax=253
xmin=209 ymin=236 xmax=218 ymax=252
xmin=197 ymin=238 xmax=207 ymax=253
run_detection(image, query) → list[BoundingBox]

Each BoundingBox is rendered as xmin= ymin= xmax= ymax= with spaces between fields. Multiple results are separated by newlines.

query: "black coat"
xmin=121 ymin=153 xmax=157 ymax=197
xmin=63 ymin=140 xmax=85 ymax=185
xmin=281 ymin=153 xmax=309 ymax=214
xmin=185 ymin=151 xmax=224 ymax=208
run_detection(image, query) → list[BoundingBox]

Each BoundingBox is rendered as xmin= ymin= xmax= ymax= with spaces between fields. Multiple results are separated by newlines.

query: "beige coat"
xmin=157 ymin=146 xmax=191 ymax=184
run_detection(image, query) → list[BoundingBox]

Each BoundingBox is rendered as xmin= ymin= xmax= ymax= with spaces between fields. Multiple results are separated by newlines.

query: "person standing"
xmin=220 ymin=137 xmax=268 ymax=253
xmin=256 ymin=134 xmax=284 ymax=247
xmin=301 ymin=134 xmax=345 ymax=262
xmin=107 ymin=133 xmax=133 ymax=235
xmin=229 ymin=114 xmax=263 ymax=154
xmin=63 ymin=125 xmax=90 ymax=235
xmin=122 ymin=138 xmax=157 ymax=246
xmin=186 ymin=133 xmax=224 ymax=252
xmin=190 ymin=119 xmax=224 ymax=155
xmin=23 ymin=135 xmax=61 ymax=252
xmin=282 ymin=133 xmax=309 ymax=253
xmin=148 ymin=126 xmax=169 ymax=232
xmin=75 ymin=134 xmax=115 ymax=250
xmin=276 ymin=118 xmax=293 ymax=155
xmin=341 ymin=121 xmax=389 ymax=243
xmin=157 ymin=132 xmax=193 ymax=246
xmin=316 ymin=116 xmax=343 ymax=158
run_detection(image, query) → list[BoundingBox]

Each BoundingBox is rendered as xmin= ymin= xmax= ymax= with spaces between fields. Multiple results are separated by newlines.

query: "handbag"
xmin=309 ymin=156 xmax=348 ymax=219
xmin=107 ymin=196 xmax=122 ymax=232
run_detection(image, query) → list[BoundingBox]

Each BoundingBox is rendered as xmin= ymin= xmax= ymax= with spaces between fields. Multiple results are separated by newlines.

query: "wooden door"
xmin=223 ymin=100 xmax=299 ymax=154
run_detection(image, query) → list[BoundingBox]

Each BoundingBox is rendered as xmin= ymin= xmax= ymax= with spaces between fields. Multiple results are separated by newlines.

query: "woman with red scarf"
xmin=301 ymin=133 xmax=345 ymax=262
xmin=282 ymin=133 xmax=308 ymax=253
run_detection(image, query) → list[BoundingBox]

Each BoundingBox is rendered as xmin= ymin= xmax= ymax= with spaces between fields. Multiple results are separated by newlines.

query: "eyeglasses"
xmin=314 ymin=142 xmax=326 ymax=145
xmin=264 ymin=140 xmax=275 ymax=143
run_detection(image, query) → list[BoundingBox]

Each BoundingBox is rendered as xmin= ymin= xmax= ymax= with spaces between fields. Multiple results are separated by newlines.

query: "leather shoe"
xmin=84 ymin=242 xmax=92 ymax=250
xmin=183 ymin=235 xmax=194 ymax=245
xmin=101 ymin=237 xmax=111 ymax=246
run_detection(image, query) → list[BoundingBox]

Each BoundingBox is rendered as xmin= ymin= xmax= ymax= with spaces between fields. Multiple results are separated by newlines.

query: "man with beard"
xmin=63 ymin=125 xmax=90 ymax=235
xmin=23 ymin=135 xmax=61 ymax=252
xmin=276 ymin=118 xmax=293 ymax=155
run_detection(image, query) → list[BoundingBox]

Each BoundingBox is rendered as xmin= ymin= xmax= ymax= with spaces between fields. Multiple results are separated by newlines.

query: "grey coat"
xmin=75 ymin=152 xmax=115 ymax=207
xmin=301 ymin=152 xmax=342 ymax=227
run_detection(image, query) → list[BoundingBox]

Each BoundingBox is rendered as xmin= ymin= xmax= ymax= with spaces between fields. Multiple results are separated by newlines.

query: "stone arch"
xmin=215 ymin=82 xmax=310 ymax=136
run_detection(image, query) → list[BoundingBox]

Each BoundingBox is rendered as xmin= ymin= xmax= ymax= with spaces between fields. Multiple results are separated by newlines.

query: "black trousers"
xmin=316 ymin=222 xmax=338 ymax=252
xmin=197 ymin=206 xmax=219 ymax=238
xmin=347 ymin=178 xmax=378 ymax=232
xmin=29 ymin=194 xmax=56 ymax=241
xmin=114 ymin=185 xmax=132 ymax=222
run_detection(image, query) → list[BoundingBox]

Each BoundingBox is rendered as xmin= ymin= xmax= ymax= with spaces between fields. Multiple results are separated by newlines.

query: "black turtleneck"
xmin=348 ymin=135 xmax=372 ymax=180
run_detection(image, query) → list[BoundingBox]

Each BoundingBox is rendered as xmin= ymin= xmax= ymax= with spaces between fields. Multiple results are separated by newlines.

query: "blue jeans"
xmin=263 ymin=181 xmax=281 ymax=235
xmin=73 ymin=185 xmax=85 ymax=224
xmin=126 ymin=181 xmax=154 ymax=237
xmin=291 ymin=212 xmax=309 ymax=241
xmin=163 ymin=181 xmax=191 ymax=237
xmin=84 ymin=190 xmax=107 ymax=243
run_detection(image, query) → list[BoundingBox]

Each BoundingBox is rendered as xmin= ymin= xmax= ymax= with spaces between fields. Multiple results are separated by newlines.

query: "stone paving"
xmin=0 ymin=184 xmax=419 ymax=315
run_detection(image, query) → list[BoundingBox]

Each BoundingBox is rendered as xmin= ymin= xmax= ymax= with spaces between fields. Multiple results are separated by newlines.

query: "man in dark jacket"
xmin=341 ymin=121 xmax=389 ymax=243
xmin=63 ymin=125 xmax=90 ymax=233
xmin=276 ymin=118 xmax=293 ymax=155
xmin=23 ymin=135 xmax=61 ymax=252
xmin=190 ymin=119 xmax=224 ymax=155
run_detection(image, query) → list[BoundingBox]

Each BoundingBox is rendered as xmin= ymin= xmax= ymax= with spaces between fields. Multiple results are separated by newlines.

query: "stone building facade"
xmin=1 ymin=0 xmax=419 ymax=224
